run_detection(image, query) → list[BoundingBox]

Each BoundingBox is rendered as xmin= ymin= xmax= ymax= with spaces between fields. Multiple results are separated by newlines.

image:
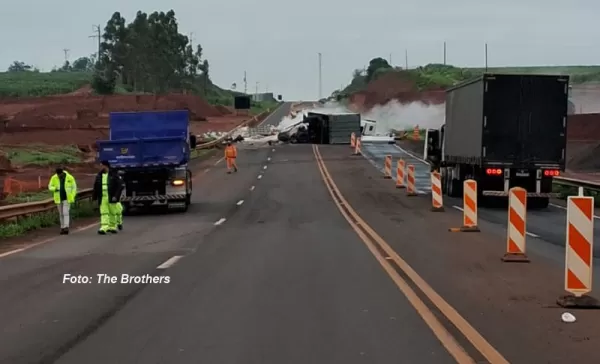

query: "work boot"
xmin=227 ymin=170 xmax=232 ymax=174
xmin=98 ymin=230 xmax=106 ymax=235
xmin=64 ymin=228 xmax=69 ymax=235
xmin=60 ymin=228 xmax=66 ymax=235
xmin=118 ymin=224 xmax=123 ymax=231
xmin=234 ymin=166 xmax=238 ymax=172
xmin=108 ymin=229 xmax=118 ymax=234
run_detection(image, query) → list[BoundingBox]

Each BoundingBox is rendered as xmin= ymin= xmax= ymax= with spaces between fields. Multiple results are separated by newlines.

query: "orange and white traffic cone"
xmin=396 ymin=160 xmax=405 ymax=189
xmin=450 ymin=179 xmax=480 ymax=232
xmin=502 ymin=187 xmax=529 ymax=262
xmin=383 ymin=155 xmax=392 ymax=179
xmin=406 ymin=165 xmax=418 ymax=196
xmin=557 ymin=195 xmax=600 ymax=308
xmin=430 ymin=171 xmax=444 ymax=212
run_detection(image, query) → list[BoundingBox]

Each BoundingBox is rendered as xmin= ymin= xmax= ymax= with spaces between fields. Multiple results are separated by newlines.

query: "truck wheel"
xmin=290 ymin=135 xmax=298 ymax=144
xmin=530 ymin=197 xmax=549 ymax=209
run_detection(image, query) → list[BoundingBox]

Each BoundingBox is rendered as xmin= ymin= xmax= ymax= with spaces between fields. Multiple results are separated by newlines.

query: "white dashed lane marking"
xmin=157 ymin=256 xmax=183 ymax=269
xmin=237 ymin=200 xmax=244 ymax=206
xmin=214 ymin=218 xmax=226 ymax=226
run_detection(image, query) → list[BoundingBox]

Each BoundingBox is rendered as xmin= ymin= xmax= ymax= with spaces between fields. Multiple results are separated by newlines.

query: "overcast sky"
xmin=1 ymin=0 xmax=598 ymax=100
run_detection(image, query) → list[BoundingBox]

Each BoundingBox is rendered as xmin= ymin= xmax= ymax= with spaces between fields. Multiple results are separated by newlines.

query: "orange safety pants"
xmin=226 ymin=157 xmax=238 ymax=170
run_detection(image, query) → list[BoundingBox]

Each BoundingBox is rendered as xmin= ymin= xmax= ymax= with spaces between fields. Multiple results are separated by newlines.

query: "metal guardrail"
xmin=0 ymin=188 xmax=94 ymax=221
xmin=0 ymin=109 xmax=276 ymax=222
xmin=553 ymin=176 xmax=600 ymax=191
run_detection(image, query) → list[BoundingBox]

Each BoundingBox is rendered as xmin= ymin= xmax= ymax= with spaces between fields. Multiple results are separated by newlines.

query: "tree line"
xmin=93 ymin=9 xmax=208 ymax=94
xmin=6 ymin=9 xmax=211 ymax=95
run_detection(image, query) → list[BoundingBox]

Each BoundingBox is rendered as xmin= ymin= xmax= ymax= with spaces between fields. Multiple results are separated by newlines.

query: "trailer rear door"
xmin=483 ymin=75 xmax=568 ymax=166
xmin=520 ymin=76 xmax=567 ymax=165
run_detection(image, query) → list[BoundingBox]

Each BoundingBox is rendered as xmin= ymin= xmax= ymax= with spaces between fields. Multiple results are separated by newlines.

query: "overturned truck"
xmin=278 ymin=112 xmax=361 ymax=144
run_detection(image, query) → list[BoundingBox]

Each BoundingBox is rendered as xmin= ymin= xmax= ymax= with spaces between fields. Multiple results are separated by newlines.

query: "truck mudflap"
xmin=482 ymin=190 xmax=558 ymax=198
xmin=121 ymin=194 xmax=187 ymax=201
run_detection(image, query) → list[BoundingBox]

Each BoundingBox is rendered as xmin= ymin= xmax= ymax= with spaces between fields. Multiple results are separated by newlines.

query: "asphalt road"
xmin=361 ymin=142 xmax=600 ymax=258
xmin=2 ymin=104 xmax=598 ymax=364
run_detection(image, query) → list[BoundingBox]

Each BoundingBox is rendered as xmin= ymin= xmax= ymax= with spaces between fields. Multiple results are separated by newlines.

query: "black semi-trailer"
xmin=424 ymin=74 xmax=569 ymax=208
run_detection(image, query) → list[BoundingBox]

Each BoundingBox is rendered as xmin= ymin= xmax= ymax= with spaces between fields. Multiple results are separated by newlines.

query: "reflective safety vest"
xmin=48 ymin=172 xmax=77 ymax=204
xmin=102 ymin=172 xmax=108 ymax=197
xmin=225 ymin=146 xmax=237 ymax=158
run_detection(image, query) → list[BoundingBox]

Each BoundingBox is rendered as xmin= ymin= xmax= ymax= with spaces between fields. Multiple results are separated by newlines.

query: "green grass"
xmin=0 ymin=199 xmax=96 ymax=238
xmin=4 ymin=191 xmax=51 ymax=204
xmin=336 ymin=64 xmax=600 ymax=99
xmin=0 ymin=71 xmax=92 ymax=97
xmin=5 ymin=145 xmax=83 ymax=166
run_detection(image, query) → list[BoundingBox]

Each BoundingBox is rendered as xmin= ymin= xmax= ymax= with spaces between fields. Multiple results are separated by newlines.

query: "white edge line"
xmin=525 ymin=232 xmax=540 ymax=238
xmin=214 ymin=218 xmax=226 ymax=226
xmin=452 ymin=205 xmax=464 ymax=211
xmin=550 ymin=203 xmax=600 ymax=219
xmin=214 ymin=157 xmax=224 ymax=166
xmin=157 ymin=255 xmax=183 ymax=269
xmin=393 ymin=144 xmax=430 ymax=165
xmin=237 ymin=200 xmax=244 ymax=206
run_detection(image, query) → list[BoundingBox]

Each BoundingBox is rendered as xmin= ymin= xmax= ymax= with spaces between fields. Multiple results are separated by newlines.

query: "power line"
xmin=89 ymin=25 xmax=101 ymax=60
xmin=318 ymin=52 xmax=322 ymax=100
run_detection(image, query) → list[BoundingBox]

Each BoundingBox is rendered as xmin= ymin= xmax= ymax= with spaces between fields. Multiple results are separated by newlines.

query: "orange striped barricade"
xmin=395 ymin=159 xmax=405 ymax=189
xmin=430 ymin=171 xmax=444 ymax=212
xmin=557 ymin=196 xmax=600 ymax=308
xmin=383 ymin=155 xmax=392 ymax=179
xmin=406 ymin=165 xmax=418 ymax=197
xmin=412 ymin=126 xmax=420 ymax=140
xmin=449 ymin=179 xmax=480 ymax=232
xmin=352 ymin=138 xmax=362 ymax=156
xmin=502 ymin=187 xmax=530 ymax=263
xmin=350 ymin=132 xmax=356 ymax=148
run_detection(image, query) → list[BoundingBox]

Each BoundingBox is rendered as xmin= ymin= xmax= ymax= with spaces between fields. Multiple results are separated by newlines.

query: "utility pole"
xmin=63 ymin=49 xmax=70 ymax=62
xmin=443 ymin=41 xmax=447 ymax=65
xmin=389 ymin=53 xmax=392 ymax=65
xmin=318 ymin=52 xmax=322 ymax=100
xmin=189 ymin=32 xmax=194 ymax=48
xmin=485 ymin=43 xmax=488 ymax=71
xmin=243 ymin=71 xmax=247 ymax=94
xmin=405 ymin=49 xmax=408 ymax=70
xmin=255 ymin=81 xmax=259 ymax=101
xmin=89 ymin=25 xmax=101 ymax=59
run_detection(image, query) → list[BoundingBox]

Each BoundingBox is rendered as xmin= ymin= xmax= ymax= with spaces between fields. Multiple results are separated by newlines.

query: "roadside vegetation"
xmin=0 ymin=200 xmax=96 ymax=239
xmin=1 ymin=9 xmax=275 ymax=109
xmin=332 ymin=57 xmax=600 ymax=100
xmin=5 ymin=145 xmax=83 ymax=166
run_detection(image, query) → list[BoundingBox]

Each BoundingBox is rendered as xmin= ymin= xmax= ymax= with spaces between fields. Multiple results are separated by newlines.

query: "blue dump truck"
xmin=96 ymin=110 xmax=197 ymax=213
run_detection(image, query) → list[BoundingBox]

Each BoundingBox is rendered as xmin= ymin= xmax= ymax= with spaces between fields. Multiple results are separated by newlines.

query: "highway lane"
xmin=318 ymin=144 xmax=600 ymax=363
xmin=55 ymin=144 xmax=456 ymax=364
xmin=362 ymin=142 xmax=600 ymax=257
xmin=258 ymin=101 xmax=291 ymax=127
xmin=0 ymin=118 xmax=284 ymax=363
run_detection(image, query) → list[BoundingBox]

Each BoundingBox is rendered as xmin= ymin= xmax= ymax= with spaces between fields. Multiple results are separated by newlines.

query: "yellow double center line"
xmin=312 ymin=145 xmax=509 ymax=364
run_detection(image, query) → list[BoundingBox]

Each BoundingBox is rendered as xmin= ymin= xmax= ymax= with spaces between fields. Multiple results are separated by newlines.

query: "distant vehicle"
xmin=96 ymin=110 xmax=196 ymax=214
xmin=424 ymin=74 xmax=569 ymax=208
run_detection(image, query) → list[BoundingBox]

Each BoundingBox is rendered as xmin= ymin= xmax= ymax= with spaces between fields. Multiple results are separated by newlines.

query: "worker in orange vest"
xmin=224 ymin=141 xmax=238 ymax=173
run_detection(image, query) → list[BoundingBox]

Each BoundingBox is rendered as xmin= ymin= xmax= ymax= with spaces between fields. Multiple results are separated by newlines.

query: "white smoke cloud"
xmin=275 ymin=99 xmax=445 ymax=133
xmin=363 ymin=100 xmax=445 ymax=133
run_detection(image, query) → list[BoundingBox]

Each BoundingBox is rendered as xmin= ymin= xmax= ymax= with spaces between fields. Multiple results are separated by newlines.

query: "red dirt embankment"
xmin=349 ymin=72 xmax=445 ymax=112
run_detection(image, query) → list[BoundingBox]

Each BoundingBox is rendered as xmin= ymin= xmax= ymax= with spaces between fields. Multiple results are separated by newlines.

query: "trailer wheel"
xmin=530 ymin=197 xmax=549 ymax=209
xmin=290 ymin=135 xmax=298 ymax=144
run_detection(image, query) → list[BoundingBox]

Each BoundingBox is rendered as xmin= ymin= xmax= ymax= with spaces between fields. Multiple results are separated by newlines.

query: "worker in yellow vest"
xmin=47 ymin=167 xmax=77 ymax=235
xmin=92 ymin=161 xmax=123 ymax=234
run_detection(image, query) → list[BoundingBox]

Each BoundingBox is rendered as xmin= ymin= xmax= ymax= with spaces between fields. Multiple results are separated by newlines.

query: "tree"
xmin=7 ymin=61 xmax=32 ymax=72
xmin=93 ymin=9 xmax=207 ymax=94
xmin=71 ymin=57 xmax=93 ymax=72
xmin=366 ymin=57 xmax=392 ymax=82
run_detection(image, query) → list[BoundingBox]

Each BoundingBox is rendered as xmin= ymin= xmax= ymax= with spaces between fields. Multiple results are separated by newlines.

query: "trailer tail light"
xmin=486 ymin=168 xmax=502 ymax=175
xmin=543 ymin=169 xmax=560 ymax=177
xmin=171 ymin=179 xmax=185 ymax=186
